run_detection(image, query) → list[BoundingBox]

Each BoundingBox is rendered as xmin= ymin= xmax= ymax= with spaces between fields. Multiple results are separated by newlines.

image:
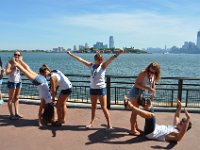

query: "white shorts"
xmin=37 ymin=83 xmax=51 ymax=103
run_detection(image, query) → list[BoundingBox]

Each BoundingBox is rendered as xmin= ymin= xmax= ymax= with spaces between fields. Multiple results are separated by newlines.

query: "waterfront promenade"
xmin=0 ymin=102 xmax=199 ymax=150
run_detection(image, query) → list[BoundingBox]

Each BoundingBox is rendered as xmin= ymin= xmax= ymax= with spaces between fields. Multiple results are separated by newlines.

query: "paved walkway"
xmin=0 ymin=102 xmax=199 ymax=150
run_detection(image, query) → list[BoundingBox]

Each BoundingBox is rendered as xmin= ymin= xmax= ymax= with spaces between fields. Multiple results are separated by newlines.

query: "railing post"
xmin=178 ymin=79 xmax=183 ymax=101
xmin=106 ymin=76 xmax=111 ymax=109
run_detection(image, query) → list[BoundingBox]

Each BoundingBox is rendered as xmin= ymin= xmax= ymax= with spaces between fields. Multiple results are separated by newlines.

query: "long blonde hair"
xmin=145 ymin=62 xmax=161 ymax=82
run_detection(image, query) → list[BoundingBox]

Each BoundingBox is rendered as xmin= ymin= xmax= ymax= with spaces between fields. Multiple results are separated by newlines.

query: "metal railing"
xmin=1 ymin=75 xmax=200 ymax=109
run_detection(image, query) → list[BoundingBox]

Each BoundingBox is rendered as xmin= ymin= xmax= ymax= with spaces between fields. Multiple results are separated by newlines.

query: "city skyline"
xmin=0 ymin=0 xmax=200 ymax=50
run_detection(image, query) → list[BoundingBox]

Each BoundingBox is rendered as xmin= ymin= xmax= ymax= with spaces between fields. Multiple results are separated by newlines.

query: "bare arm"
xmin=165 ymin=107 xmax=191 ymax=142
xmin=135 ymin=71 xmax=155 ymax=94
xmin=50 ymin=77 xmax=58 ymax=102
xmin=5 ymin=61 xmax=15 ymax=75
xmin=101 ymin=49 xmax=124 ymax=70
xmin=173 ymin=99 xmax=182 ymax=125
xmin=176 ymin=108 xmax=191 ymax=141
xmin=67 ymin=51 xmax=92 ymax=67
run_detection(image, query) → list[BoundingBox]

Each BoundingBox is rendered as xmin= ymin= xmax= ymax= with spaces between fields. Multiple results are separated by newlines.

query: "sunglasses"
xmin=14 ymin=54 xmax=21 ymax=57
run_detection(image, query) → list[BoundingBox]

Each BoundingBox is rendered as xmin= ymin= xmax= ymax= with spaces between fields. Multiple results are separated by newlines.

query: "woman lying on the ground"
xmin=12 ymin=57 xmax=54 ymax=128
xmin=124 ymin=98 xmax=192 ymax=142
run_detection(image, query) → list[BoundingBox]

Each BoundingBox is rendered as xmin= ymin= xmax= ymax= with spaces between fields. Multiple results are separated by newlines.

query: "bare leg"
xmin=130 ymin=98 xmax=140 ymax=135
xmin=7 ymin=88 xmax=15 ymax=116
xmin=99 ymin=95 xmax=112 ymax=129
xmin=13 ymin=59 xmax=37 ymax=81
xmin=13 ymin=87 xmax=23 ymax=117
xmin=38 ymin=99 xmax=46 ymax=128
xmin=19 ymin=60 xmax=36 ymax=74
xmin=126 ymin=100 xmax=154 ymax=119
xmin=86 ymin=95 xmax=98 ymax=128
xmin=56 ymin=94 xmax=69 ymax=124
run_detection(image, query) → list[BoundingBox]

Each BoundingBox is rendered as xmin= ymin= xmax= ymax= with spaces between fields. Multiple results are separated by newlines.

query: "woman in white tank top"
xmin=5 ymin=51 xmax=23 ymax=120
xmin=67 ymin=50 xmax=124 ymax=129
xmin=50 ymin=70 xmax=72 ymax=126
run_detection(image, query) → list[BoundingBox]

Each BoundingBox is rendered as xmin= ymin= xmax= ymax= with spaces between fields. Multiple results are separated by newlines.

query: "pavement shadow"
xmin=39 ymin=124 xmax=102 ymax=138
xmin=0 ymin=115 xmax=38 ymax=127
xmin=151 ymin=142 xmax=177 ymax=149
xmin=86 ymin=124 xmax=148 ymax=145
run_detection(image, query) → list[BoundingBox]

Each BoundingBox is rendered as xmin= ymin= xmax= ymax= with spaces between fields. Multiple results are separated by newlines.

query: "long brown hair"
xmin=39 ymin=64 xmax=50 ymax=74
xmin=145 ymin=62 xmax=161 ymax=82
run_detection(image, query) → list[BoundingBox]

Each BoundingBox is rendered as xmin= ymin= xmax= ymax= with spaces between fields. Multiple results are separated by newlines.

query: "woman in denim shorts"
xmin=67 ymin=50 xmax=124 ymax=129
xmin=129 ymin=62 xmax=161 ymax=136
xmin=5 ymin=51 xmax=23 ymax=120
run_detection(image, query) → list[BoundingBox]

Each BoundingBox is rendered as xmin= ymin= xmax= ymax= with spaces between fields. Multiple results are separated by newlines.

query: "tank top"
xmin=145 ymin=124 xmax=178 ymax=141
xmin=140 ymin=73 xmax=154 ymax=97
xmin=51 ymin=70 xmax=72 ymax=90
xmin=8 ymin=63 xmax=21 ymax=83
xmin=141 ymin=74 xmax=154 ymax=88
xmin=90 ymin=64 xmax=106 ymax=89
xmin=37 ymin=82 xmax=51 ymax=104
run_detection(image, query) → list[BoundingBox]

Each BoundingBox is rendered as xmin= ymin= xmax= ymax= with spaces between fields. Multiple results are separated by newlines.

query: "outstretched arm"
xmin=176 ymin=108 xmax=191 ymax=141
xmin=101 ymin=49 xmax=124 ymax=70
xmin=67 ymin=51 xmax=92 ymax=67
xmin=173 ymin=99 xmax=182 ymax=125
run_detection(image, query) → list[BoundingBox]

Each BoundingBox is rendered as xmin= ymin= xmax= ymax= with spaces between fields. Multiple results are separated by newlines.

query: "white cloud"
xmin=58 ymin=11 xmax=197 ymax=36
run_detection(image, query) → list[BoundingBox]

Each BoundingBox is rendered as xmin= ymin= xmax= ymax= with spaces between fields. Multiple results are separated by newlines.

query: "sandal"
xmin=15 ymin=114 xmax=24 ymax=118
xmin=85 ymin=124 xmax=93 ymax=129
xmin=129 ymin=131 xmax=141 ymax=136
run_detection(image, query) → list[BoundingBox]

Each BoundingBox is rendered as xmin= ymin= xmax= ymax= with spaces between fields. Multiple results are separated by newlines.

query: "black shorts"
xmin=60 ymin=88 xmax=72 ymax=95
xmin=144 ymin=108 xmax=156 ymax=135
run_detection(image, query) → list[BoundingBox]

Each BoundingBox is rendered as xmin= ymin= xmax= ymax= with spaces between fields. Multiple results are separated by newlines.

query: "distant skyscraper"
xmin=73 ymin=45 xmax=77 ymax=51
xmin=109 ymin=36 xmax=114 ymax=48
xmin=85 ymin=43 xmax=89 ymax=49
xmin=197 ymin=31 xmax=200 ymax=48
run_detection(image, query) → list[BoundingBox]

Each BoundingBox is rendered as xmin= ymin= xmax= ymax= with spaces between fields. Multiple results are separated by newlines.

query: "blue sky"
xmin=1 ymin=0 xmax=200 ymax=50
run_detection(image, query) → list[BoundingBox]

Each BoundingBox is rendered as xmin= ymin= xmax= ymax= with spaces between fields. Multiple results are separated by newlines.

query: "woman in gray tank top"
xmin=129 ymin=62 xmax=161 ymax=136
